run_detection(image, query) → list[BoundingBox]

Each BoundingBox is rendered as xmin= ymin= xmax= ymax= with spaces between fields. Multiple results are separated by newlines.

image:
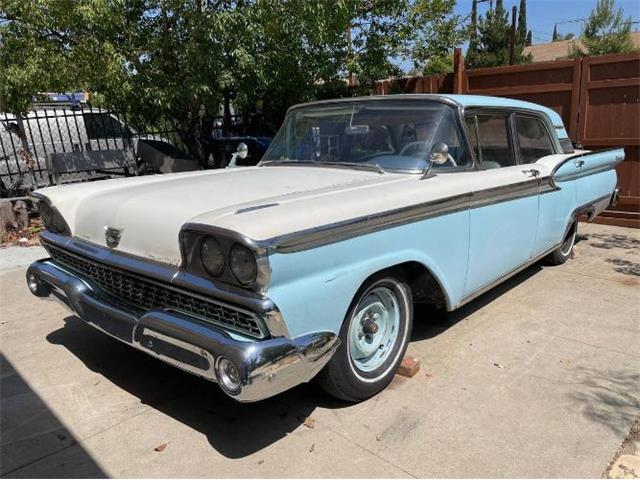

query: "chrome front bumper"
xmin=27 ymin=259 xmax=339 ymax=402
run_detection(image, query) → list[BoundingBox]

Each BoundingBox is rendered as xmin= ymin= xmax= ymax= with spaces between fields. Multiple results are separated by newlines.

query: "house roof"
xmin=523 ymin=31 xmax=640 ymax=62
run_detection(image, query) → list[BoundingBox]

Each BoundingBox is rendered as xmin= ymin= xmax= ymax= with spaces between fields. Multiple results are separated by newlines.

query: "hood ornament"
xmin=105 ymin=226 xmax=123 ymax=248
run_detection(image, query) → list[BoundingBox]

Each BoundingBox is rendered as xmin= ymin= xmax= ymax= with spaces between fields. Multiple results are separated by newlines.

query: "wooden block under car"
xmin=397 ymin=357 xmax=420 ymax=378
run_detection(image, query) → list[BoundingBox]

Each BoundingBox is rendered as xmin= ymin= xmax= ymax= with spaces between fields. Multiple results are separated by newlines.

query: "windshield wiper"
xmin=313 ymin=161 xmax=385 ymax=174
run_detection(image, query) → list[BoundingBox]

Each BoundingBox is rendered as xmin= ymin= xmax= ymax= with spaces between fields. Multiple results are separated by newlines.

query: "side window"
xmin=83 ymin=113 xmax=126 ymax=139
xmin=476 ymin=115 xmax=515 ymax=169
xmin=515 ymin=115 xmax=555 ymax=163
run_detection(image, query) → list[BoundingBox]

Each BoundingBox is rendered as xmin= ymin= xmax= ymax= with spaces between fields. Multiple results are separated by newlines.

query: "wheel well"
xmin=376 ymin=261 xmax=448 ymax=310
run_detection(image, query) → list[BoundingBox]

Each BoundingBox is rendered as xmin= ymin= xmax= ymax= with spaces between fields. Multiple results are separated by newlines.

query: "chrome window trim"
xmin=463 ymin=106 xmax=562 ymax=160
xmin=261 ymin=97 xmax=477 ymax=175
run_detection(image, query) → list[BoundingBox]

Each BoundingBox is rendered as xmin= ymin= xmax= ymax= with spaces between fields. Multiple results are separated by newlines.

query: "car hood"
xmin=37 ymin=166 xmax=412 ymax=264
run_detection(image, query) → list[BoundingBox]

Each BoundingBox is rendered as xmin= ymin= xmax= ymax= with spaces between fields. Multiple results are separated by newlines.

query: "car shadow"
xmin=46 ymin=261 xmax=544 ymax=459
xmin=46 ymin=317 xmax=347 ymax=459
xmin=411 ymin=263 xmax=543 ymax=342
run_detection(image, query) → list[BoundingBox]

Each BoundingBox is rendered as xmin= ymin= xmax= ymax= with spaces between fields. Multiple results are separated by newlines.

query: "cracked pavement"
xmin=1 ymin=222 xmax=639 ymax=477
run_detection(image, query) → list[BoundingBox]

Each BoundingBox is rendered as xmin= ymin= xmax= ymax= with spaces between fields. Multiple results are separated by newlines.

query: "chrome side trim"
xmin=268 ymin=191 xmax=473 ymax=253
xmin=553 ymin=163 xmax=619 ymax=183
xmin=456 ymin=192 xmax=613 ymax=308
xmin=263 ymin=177 xmax=558 ymax=254
xmin=550 ymin=147 xmax=624 ymax=185
xmin=456 ymin=241 xmax=561 ymax=309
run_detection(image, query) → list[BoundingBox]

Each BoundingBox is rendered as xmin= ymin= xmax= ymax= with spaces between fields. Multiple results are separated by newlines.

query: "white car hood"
xmin=37 ymin=166 xmax=411 ymax=264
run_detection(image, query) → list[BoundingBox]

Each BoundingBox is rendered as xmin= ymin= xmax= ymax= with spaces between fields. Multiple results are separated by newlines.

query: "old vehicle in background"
xmin=26 ymin=95 xmax=622 ymax=402
xmin=0 ymin=105 xmax=191 ymax=191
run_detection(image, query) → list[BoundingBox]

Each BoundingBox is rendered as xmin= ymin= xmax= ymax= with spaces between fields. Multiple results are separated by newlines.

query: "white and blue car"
xmin=27 ymin=95 xmax=623 ymax=402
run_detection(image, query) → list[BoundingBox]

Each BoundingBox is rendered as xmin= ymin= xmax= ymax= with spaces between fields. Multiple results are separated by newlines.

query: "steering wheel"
xmin=399 ymin=141 xmax=429 ymax=156
xmin=399 ymin=141 xmax=458 ymax=167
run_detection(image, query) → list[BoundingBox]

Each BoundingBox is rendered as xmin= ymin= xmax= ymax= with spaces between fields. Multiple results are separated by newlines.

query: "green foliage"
xmin=571 ymin=0 xmax=636 ymax=57
xmin=422 ymin=53 xmax=454 ymax=74
xmin=516 ymin=0 xmax=527 ymax=46
xmin=465 ymin=0 xmax=531 ymax=69
xmin=0 ymin=0 xmax=467 ymax=160
xmin=406 ymin=0 xmax=468 ymax=73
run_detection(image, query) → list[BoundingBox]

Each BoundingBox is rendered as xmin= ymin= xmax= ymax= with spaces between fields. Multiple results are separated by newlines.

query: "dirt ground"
xmin=1 ymin=222 xmax=639 ymax=478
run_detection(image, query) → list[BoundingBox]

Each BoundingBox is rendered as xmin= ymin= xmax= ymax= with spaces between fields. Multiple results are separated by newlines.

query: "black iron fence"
xmin=0 ymin=105 xmax=185 ymax=194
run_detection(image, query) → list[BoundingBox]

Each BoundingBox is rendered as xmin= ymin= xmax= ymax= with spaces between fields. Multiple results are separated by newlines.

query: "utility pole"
xmin=509 ymin=5 xmax=517 ymax=65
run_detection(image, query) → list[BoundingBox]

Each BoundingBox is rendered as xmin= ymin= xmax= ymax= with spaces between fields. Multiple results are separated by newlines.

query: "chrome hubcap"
xmin=348 ymin=286 xmax=400 ymax=372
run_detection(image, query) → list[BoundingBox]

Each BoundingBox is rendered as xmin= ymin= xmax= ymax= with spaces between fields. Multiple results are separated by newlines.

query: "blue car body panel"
xmin=267 ymin=210 xmax=470 ymax=338
xmin=264 ymin=99 xmax=623 ymax=338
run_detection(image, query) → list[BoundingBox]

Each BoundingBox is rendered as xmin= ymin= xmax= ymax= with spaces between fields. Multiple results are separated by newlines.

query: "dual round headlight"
xmin=200 ymin=237 xmax=225 ymax=277
xmin=199 ymin=236 xmax=258 ymax=287
xmin=229 ymin=244 xmax=258 ymax=286
xmin=39 ymin=202 xmax=67 ymax=234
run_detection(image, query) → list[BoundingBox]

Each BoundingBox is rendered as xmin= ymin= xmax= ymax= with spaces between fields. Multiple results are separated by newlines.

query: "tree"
xmin=526 ymin=30 xmax=532 ymax=46
xmin=517 ymin=0 xmax=527 ymax=46
xmin=552 ymin=24 xmax=560 ymax=42
xmin=407 ymin=0 xmax=468 ymax=73
xmin=465 ymin=0 xmax=530 ymax=68
xmin=422 ymin=53 xmax=454 ymax=74
xmin=468 ymin=0 xmax=479 ymax=54
xmin=1 ymin=0 xmax=469 ymax=160
xmin=571 ymin=0 xmax=636 ymax=57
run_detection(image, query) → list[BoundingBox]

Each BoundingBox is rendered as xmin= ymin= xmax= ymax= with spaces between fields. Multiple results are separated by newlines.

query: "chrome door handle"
xmin=573 ymin=159 xmax=585 ymax=168
xmin=522 ymin=168 xmax=540 ymax=178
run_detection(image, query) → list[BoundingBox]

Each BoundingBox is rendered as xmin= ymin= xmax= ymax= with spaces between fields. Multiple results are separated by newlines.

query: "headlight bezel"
xmin=34 ymin=195 xmax=70 ymax=235
xmin=180 ymin=225 xmax=270 ymax=293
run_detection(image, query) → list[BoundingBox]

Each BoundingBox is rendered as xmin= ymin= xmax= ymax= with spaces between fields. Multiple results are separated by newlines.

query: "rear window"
xmin=515 ymin=115 xmax=555 ymax=164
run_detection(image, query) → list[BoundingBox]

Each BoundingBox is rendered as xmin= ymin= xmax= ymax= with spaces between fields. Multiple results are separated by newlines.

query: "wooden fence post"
xmin=453 ymin=48 xmax=465 ymax=94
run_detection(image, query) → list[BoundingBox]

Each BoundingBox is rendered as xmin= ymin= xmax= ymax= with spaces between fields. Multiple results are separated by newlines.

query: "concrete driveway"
xmin=1 ymin=223 xmax=639 ymax=478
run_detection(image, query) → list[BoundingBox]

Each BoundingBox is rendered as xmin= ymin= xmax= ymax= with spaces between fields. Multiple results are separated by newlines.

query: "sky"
xmin=399 ymin=0 xmax=640 ymax=70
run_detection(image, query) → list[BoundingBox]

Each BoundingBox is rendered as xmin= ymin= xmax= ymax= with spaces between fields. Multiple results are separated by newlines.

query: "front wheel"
xmin=546 ymin=220 xmax=577 ymax=265
xmin=317 ymin=272 xmax=413 ymax=402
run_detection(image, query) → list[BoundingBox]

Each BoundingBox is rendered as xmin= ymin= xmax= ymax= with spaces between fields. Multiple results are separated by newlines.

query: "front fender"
xmin=266 ymin=210 xmax=469 ymax=338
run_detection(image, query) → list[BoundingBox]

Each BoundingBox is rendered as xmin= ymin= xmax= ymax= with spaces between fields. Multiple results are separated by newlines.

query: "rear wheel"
xmin=317 ymin=272 xmax=413 ymax=402
xmin=546 ymin=220 xmax=577 ymax=265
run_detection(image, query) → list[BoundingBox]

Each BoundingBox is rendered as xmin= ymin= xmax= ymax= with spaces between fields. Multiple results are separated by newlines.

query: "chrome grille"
xmin=45 ymin=242 xmax=266 ymax=338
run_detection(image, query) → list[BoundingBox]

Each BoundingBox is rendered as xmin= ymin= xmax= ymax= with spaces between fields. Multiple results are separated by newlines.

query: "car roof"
xmin=290 ymin=94 xmax=568 ymax=138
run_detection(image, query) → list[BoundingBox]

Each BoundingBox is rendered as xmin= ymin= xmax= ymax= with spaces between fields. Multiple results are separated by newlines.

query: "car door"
xmin=462 ymin=112 xmax=540 ymax=297
xmin=512 ymin=113 xmax=567 ymax=255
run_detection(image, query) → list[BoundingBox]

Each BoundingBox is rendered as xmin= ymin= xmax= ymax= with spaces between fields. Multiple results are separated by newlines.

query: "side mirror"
xmin=421 ymin=142 xmax=449 ymax=179
xmin=430 ymin=142 xmax=449 ymax=165
xmin=235 ymin=142 xmax=249 ymax=160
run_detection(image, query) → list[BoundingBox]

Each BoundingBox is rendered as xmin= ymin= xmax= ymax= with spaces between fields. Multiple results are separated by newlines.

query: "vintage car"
xmin=26 ymin=95 xmax=623 ymax=402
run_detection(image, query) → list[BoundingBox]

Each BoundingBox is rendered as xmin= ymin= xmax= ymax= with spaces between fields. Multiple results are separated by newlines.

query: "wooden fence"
xmin=375 ymin=51 xmax=640 ymax=228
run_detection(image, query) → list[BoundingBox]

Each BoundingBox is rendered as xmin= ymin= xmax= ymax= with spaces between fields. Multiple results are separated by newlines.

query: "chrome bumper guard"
xmin=27 ymin=259 xmax=339 ymax=402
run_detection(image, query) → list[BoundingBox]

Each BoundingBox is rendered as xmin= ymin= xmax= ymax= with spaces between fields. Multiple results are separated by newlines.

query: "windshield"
xmin=261 ymin=99 xmax=470 ymax=173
